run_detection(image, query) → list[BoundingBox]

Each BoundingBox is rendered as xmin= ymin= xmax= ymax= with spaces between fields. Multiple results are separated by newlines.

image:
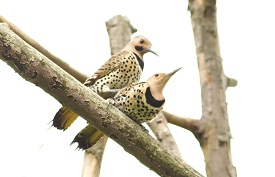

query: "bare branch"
xmin=162 ymin=110 xmax=198 ymax=134
xmin=0 ymin=15 xmax=88 ymax=82
xmin=226 ymin=76 xmax=238 ymax=87
xmin=0 ymin=23 xmax=203 ymax=177
xmin=82 ymin=136 xmax=108 ymax=177
xmin=147 ymin=112 xmax=182 ymax=158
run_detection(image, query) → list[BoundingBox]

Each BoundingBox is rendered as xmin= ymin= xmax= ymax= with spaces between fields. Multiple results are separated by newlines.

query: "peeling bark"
xmin=188 ymin=0 xmax=237 ymax=177
xmin=0 ymin=23 xmax=203 ymax=177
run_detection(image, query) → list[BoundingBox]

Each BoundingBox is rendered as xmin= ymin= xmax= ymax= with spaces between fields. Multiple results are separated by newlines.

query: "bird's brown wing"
xmin=84 ymin=50 xmax=131 ymax=87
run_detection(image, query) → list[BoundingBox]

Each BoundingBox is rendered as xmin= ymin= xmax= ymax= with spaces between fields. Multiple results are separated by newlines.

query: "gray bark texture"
xmin=148 ymin=112 xmax=182 ymax=158
xmin=188 ymin=0 xmax=237 ymax=177
xmin=82 ymin=136 xmax=108 ymax=177
xmin=0 ymin=15 xmax=88 ymax=82
xmin=82 ymin=15 xmax=137 ymax=177
xmin=0 ymin=23 xmax=203 ymax=177
xmin=105 ymin=15 xmax=137 ymax=55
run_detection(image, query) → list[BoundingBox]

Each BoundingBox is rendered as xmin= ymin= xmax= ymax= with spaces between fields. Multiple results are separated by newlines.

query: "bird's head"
xmin=147 ymin=68 xmax=182 ymax=98
xmin=124 ymin=35 xmax=158 ymax=59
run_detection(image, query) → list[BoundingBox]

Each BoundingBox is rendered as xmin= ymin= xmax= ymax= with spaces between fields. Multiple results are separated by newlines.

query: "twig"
xmin=226 ymin=76 xmax=238 ymax=87
xmin=162 ymin=110 xmax=199 ymax=134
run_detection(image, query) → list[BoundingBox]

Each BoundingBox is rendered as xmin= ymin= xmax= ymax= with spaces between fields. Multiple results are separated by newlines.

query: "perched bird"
xmin=72 ymin=67 xmax=181 ymax=150
xmin=52 ymin=36 xmax=158 ymax=131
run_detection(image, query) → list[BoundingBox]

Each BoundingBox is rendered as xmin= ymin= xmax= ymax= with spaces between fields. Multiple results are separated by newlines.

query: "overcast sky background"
xmin=0 ymin=0 xmax=274 ymax=177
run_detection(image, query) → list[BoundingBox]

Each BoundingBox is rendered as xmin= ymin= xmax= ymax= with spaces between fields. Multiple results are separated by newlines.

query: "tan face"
xmin=147 ymin=73 xmax=167 ymax=86
xmin=130 ymin=36 xmax=158 ymax=56
xmin=147 ymin=68 xmax=182 ymax=89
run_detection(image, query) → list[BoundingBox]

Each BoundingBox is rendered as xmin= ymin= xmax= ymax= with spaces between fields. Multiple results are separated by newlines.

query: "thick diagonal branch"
xmin=0 ymin=15 xmax=88 ymax=82
xmin=0 ymin=23 xmax=203 ymax=177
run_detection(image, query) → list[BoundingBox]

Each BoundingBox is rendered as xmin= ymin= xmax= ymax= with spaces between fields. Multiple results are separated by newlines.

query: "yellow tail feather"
xmin=52 ymin=107 xmax=79 ymax=130
xmin=71 ymin=124 xmax=104 ymax=150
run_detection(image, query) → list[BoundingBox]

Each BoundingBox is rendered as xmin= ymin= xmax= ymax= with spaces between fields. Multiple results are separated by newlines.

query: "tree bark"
xmin=162 ymin=110 xmax=199 ymax=134
xmin=148 ymin=112 xmax=182 ymax=158
xmin=105 ymin=15 xmax=137 ymax=54
xmin=0 ymin=15 xmax=88 ymax=82
xmin=0 ymin=23 xmax=203 ymax=177
xmin=82 ymin=136 xmax=108 ymax=177
xmin=82 ymin=15 xmax=137 ymax=177
xmin=188 ymin=0 xmax=237 ymax=177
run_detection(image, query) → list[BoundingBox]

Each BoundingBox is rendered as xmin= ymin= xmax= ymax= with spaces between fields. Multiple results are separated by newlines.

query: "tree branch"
xmin=162 ymin=110 xmax=199 ymax=135
xmin=147 ymin=112 xmax=182 ymax=158
xmin=82 ymin=136 xmax=108 ymax=177
xmin=0 ymin=23 xmax=203 ymax=177
xmin=0 ymin=15 xmax=88 ymax=82
xmin=226 ymin=76 xmax=238 ymax=87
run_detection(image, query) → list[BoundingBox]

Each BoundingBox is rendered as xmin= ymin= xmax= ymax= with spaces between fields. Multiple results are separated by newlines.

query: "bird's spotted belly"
xmin=113 ymin=91 xmax=162 ymax=123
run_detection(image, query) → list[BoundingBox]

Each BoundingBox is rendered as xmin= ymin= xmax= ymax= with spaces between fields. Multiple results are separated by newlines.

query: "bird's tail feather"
xmin=71 ymin=124 xmax=104 ymax=150
xmin=52 ymin=107 xmax=79 ymax=130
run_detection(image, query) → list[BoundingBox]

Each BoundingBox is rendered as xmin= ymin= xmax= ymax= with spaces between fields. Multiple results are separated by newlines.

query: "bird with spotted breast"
xmin=72 ymin=67 xmax=181 ymax=150
xmin=52 ymin=35 xmax=158 ymax=131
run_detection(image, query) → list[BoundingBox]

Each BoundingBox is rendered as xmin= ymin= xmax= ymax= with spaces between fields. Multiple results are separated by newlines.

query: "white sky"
xmin=0 ymin=0 xmax=274 ymax=177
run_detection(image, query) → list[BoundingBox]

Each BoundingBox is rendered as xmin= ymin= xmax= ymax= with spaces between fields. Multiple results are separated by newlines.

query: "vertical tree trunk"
xmin=188 ymin=0 xmax=237 ymax=177
xmin=81 ymin=15 xmax=136 ymax=177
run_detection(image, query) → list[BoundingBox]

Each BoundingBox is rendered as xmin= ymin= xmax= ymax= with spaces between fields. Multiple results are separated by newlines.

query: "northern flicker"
xmin=52 ymin=36 xmax=157 ymax=130
xmin=72 ymin=68 xmax=181 ymax=150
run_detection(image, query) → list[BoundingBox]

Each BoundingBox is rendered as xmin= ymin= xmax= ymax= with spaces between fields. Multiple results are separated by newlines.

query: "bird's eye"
xmin=140 ymin=39 xmax=144 ymax=44
xmin=155 ymin=74 xmax=159 ymax=77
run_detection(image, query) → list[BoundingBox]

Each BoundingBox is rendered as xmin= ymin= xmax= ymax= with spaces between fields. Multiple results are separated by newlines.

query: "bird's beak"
xmin=166 ymin=67 xmax=182 ymax=78
xmin=145 ymin=47 xmax=159 ymax=56
xmin=156 ymin=67 xmax=181 ymax=90
xmin=159 ymin=67 xmax=182 ymax=87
